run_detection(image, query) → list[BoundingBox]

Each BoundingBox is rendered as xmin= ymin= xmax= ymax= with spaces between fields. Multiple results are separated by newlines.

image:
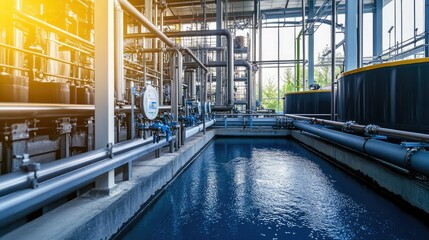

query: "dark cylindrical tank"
xmin=76 ymin=86 xmax=90 ymax=104
xmin=29 ymin=81 xmax=70 ymax=104
xmin=337 ymin=59 xmax=429 ymax=133
xmin=70 ymin=84 xmax=77 ymax=104
xmin=0 ymin=74 xmax=29 ymax=102
xmin=87 ymin=86 xmax=95 ymax=104
xmin=283 ymin=90 xmax=331 ymax=115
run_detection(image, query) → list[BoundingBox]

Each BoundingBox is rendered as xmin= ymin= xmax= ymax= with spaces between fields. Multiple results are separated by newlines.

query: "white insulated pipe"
xmin=185 ymin=119 xmax=215 ymax=139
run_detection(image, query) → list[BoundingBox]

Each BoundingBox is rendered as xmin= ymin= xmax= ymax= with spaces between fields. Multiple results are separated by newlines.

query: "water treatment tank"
xmin=283 ymin=90 xmax=331 ymax=115
xmin=0 ymin=74 xmax=29 ymax=102
xmin=337 ymin=58 xmax=429 ymax=133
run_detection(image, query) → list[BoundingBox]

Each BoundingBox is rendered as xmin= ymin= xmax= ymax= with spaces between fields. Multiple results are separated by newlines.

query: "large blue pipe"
xmin=293 ymin=121 xmax=429 ymax=176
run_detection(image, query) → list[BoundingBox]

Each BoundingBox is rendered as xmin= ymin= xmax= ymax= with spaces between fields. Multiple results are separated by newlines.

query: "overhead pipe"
xmin=0 ymin=103 xmax=172 ymax=120
xmin=129 ymin=30 xmax=235 ymax=108
xmin=285 ymin=114 xmax=429 ymax=143
xmin=118 ymin=0 xmax=174 ymax=48
xmin=293 ymin=121 xmax=429 ymax=176
xmin=118 ymin=0 xmax=207 ymax=72
xmin=0 ymin=137 xmax=175 ymax=228
xmin=0 ymin=137 xmax=154 ymax=196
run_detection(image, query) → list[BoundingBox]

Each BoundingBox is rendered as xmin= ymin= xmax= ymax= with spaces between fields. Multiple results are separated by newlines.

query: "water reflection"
xmin=123 ymin=138 xmax=429 ymax=240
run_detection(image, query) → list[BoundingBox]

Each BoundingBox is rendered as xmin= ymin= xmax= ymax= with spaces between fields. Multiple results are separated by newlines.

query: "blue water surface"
xmin=123 ymin=138 xmax=429 ymax=240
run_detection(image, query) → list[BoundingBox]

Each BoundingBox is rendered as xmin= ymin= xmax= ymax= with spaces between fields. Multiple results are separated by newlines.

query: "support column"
xmin=258 ymin=20 xmax=262 ymax=105
xmin=302 ymin=0 xmax=306 ymax=91
xmin=345 ymin=0 xmax=358 ymax=71
xmin=308 ymin=0 xmax=315 ymax=86
xmin=373 ymin=0 xmax=383 ymax=59
xmin=331 ymin=0 xmax=336 ymax=121
xmin=215 ymin=0 xmax=223 ymax=105
xmin=426 ymin=0 xmax=429 ymax=57
xmin=357 ymin=0 xmax=363 ymax=68
xmin=94 ymin=0 xmax=115 ymax=192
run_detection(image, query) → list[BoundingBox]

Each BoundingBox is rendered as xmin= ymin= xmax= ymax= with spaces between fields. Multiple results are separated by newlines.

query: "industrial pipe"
xmin=0 ymin=137 xmax=153 ymax=196
xmin=185 ymin=119 xmax=215 ymax=139
xmin=118 ymin=0 xmax=175 ymax=48
xmin=0 ymin=137 xmax=174 ymax=228
xmin=184 ymin=60 xmax=252 ymax=110
xmin=285 ymin=114 xmax=429 ymax=143
xmin=130 ymin=30 xmax=235 ymax=107
xmin=114 ymin=0 xmax=125 ymax=103
xmin=293 ymin=121 xmax=429 ymax=176
xmin=235 ymin=60 xmax=253 ymax=111
xmin=118 ymin=0 xmax=207 ymax=72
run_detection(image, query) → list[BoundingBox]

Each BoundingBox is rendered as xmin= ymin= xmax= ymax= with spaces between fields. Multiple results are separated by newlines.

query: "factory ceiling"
xmin=158 ymin=0 xmax=375 ymax=24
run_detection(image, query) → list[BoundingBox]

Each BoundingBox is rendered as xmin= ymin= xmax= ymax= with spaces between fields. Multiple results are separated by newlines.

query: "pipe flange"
xmin=342 ymin=121 xmax=356 ymax=132
xmin=309 ymin=118 xmax=317 ymax=125
xmin=364 ymin=124 xmax=380 ymax=136
xmin=405 ymin=147 xmax=420 ymax=169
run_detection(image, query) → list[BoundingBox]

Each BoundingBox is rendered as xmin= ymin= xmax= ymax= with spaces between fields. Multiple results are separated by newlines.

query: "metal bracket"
xmin=21 ymin=162 xmax=41 ymax=189
xmin=106 ymin=142 xmax=114 ymax=159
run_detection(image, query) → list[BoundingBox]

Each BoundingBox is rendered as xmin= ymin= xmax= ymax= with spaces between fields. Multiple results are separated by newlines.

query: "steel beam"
xmin=373 ymin=0 xmax=383 ymax=58
xmin=94 ymin=0 xmax=116 ymax=191
xmin=345 ymin=0 xmax=358 ymax=71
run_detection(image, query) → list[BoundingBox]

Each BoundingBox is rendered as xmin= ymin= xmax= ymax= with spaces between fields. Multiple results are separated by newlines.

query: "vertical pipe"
xmin=413 ymin=0 xmax=417 ymax=51
xmin=153 ymin=1 xmax=158 ymax=72
xmin=258 ymin=20 xmax=263 ymax=104
xmin=114 ymin=0 xmax=125 ymax=103
xmin=252 ymin=0 xmax=258 ymax=111
xmin=178 ymin=52 xmax=183 ymax=106
xmin=143 ymin=53 xmax=146 ymax=86
xmin=171 ymin=53 xmax=178 ymax=121
xmin=294 ymin=22 xmax=297 ymax=91
xmin=130 ymin=81 xmax=135 ymax=139
xmin=400 ymin=0 xmax=403 ymax=51
xmin=253 ymin=0 xmax=257 ymax=63
xmin=331 ymin=0 xmax=336 ymax=121
xmin=308 ymin=0 xmax=314 ymax=86
xmin=357 ymin=0 xmax=363 ymax=68
xmin=425 ymin=0 xmax=429 ymax=57
xmin=302 ymin=0 xmax=306 ymax=91
xmin=277 ymin=22 xmax=280 ymax=112
xmin=394 ymin=0 xmax=397 ymax=59
xmin=373 ymin=0 xmax=383 ymax=59
xmin=12 ymin=0 xmax=22 ymax=76
xmin=215 ymin=0 xmax=223 ymax=105
xmin=160 ymin=9 xmax=164 ymax=104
